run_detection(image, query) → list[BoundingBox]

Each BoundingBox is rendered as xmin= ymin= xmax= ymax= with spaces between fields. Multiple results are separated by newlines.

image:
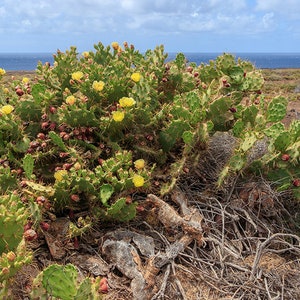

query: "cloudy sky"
xmin=0 ymin=0 xmax=299 ymax=53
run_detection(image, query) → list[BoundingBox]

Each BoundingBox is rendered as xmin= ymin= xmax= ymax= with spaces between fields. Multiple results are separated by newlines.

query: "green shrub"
xmin=0 ymin=41 xmax=299 ymax=227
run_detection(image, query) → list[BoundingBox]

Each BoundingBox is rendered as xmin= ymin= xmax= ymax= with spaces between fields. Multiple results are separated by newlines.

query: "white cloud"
xmin=262 ymin=12 xmax=275 ymax=29
xmin=0 ymin=0 xmax=281 ymax=36
xmin=0 ymin=0 xmax=298 ymax=53
xmin=255 ymin=0 xmax=300 ymax=19
xmin=192 ymin=0 xmax=247 ymax=14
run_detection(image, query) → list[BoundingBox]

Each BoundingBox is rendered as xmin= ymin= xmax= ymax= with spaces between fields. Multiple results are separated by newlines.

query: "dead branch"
xmin=147 ymin=193 xmax=203 ymax=244
xmin=150 ymin=264 xmax=170 ymax=300
xmin=251 ymin=233 xmax=300 ymax=279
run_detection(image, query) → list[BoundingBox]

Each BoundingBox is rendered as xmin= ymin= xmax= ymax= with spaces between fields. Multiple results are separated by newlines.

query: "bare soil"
xmin=4 ymin=69 xmax=300 ymax=299
xmin=262 ymin=68 xmax=300 ymax=125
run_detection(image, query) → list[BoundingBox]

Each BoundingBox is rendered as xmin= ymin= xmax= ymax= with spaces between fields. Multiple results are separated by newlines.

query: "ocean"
xmin=168 ymin=53 xmax=300 ymax=69
xmin=0 ymin=52 xmax=300 ymax=71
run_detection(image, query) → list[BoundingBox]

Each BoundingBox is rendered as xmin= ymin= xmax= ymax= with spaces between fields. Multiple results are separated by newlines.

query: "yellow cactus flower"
xmin=132 ymin=174 xmax=144 ymax=187
xmin=131 ymin=72 xmax=141 ymax=83
xmin=111 ymin=42 xmax=119 ymax=50
xmin=92 ymin=80 xmax=105 ymax=92
xmin=119 ymin=97 xmax=136 ymax=108
xmin=0 ymin=68 xmax=6 ymax=76
xmin=3 ymin=87 xmax=9 ymax=94
xmin=82 ymin=51 xmax=89 ymax=58
xmin=1 ymin=105 xmax=14 ymax=115
xmin=112 ymin=111 xmax=125 ymax=122
xmin=66 ymin=95 xmax=76 ymax=105
xmin=54 ymin=170 xmax=68 ymax=182
xmin=71 ymin=71 xmax=84 ymax=81
xmin=22 ymin=77 xmax=30 ymax=84
xmin=134 ymin=159 xmax=145 ymax=170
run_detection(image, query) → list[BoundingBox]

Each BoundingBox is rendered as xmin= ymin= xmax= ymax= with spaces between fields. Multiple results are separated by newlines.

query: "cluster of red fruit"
xmin=39 ymin=110 xmax=96 ymax=143
xmin=186 ymin=65 xmax=203 ymax=88
xmin=15 ymin=81 xmax=31 ymax=96
xmin=160 ymin=64 xmax=202 ymax=88
xmin=22 ymin=195 xmax=53 ymax=242
xmin=129 ymin=132 xmax=155 ymax=149
xmin=26 ymin=136 xmax=48 ymax=154
xmin=59 ymin=125 xmax=95 ymax=143
xmin=23 ymin=219 xmax=50 ymax=242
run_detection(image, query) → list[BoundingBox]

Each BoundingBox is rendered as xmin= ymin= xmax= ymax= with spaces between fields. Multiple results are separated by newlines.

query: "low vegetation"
xmin=1 ymin=42 xmax=300 ymax=299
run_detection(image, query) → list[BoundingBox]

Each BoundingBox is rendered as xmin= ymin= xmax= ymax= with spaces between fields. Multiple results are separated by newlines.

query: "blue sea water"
xmin=0 ymin=52 xmax=300 ymax=71
xmin=0 ymin=53 xmax=54 ymax=71
xmin=168 ymin=53 xmax=300 ymax=69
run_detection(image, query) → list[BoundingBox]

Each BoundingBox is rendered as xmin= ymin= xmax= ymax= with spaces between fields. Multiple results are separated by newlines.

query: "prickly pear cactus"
xmin=106 ymin=197 xmax=137 ymax=222
xmin=0 ymin=194 xmax=28 ymax=254
xmin=1 ymin=42 xmax=300 ymax=244
xmin=0 ymin=194 xmax=31 ymax=289
xmin=0 ymin=240 xmax=32 ymax=283
xmin=0 ymin=165 xmax=18 ymax=193
xmin=266 ymin=96 xmax=288 ymax=123
xmin=30 ymin=263 xmax=99 ymax=300
xmin=22 ymin=153 xmax=35 ymax=179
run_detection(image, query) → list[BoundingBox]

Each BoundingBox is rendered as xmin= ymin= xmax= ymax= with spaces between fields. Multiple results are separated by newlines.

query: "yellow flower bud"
xmin=3 ymin=87 xmax=9 ymax=94
xmin=1 ymin=105 xmax=14 ymax=115
xmin=131 ymin=72 xmax=141 ymax=83
xmin=1 ymin=267 xmax=9 ymax=275
xmin=0 ymin=68 xmax=6 ymax=76
xmin=111 ymin=42 xmax=119 ymax=50
xmin=112 ymin=111 xmax=125 ymax=122
xmin=54 ymin=170 xmax=68 ymax=182
xmin=132 ymin=174 xmax=144 ymax=187
xmin=6 ymin=251 xmax=16 ymax=262
xmin=134 ymin=159 xmax=145 ymax=170
xmin=22 ymin=77 xmax=30 ymax=84
xmin=73 ymin=162 xmax=81 ymax=170
xmin=66 ymin=95 xmax=76 ymax=105
xmin=82 ymin=51 xmax=89 ymax=58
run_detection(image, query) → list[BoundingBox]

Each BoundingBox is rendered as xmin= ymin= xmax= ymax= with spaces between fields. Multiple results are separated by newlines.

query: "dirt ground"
xmin=3 ymin=68 xmax=300 ymax=299
xmin=262 ymin=68 xmax=300 ymax=126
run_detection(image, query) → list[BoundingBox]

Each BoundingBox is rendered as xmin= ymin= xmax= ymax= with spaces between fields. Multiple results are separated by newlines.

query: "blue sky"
xmin=0 ymin=0 xmax=299 ymax=54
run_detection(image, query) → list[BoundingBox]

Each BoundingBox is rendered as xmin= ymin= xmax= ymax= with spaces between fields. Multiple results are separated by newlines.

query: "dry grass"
xmin=262 ymin=68 xmax=300 ymax=102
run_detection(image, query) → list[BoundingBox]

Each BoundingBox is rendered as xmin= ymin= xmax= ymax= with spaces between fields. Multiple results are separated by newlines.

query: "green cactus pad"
xmin=42 ymin=264 xmax=78 ymax=300
xmin=31 ymin=83 xmax=47 ymax=105
xmin=48 ymin=131 xmax=68 ymax=151
xmin=74 ymin=277 xmax=94 ymax=299
xmin=274 ymin=131 xmax=291 ymax=152
xmin=100 ymin=184 xmax=114 ymax=206
xmin=107 ymin=197 xmax=136 ymax=222
xmin=0 ymin=195 xmax=28 ymax=254
xmin=22 ymin=154 xmax=34 ymax=179
xmin=240 ymin=133 xmax=257 ymax=152
xmin=266 ymin=96 xmax=288 ymax=123
xmin=242 ymin=106 xmax=259 ymax=126
xmin=263 ymin=122 xmax=285 ymax=138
